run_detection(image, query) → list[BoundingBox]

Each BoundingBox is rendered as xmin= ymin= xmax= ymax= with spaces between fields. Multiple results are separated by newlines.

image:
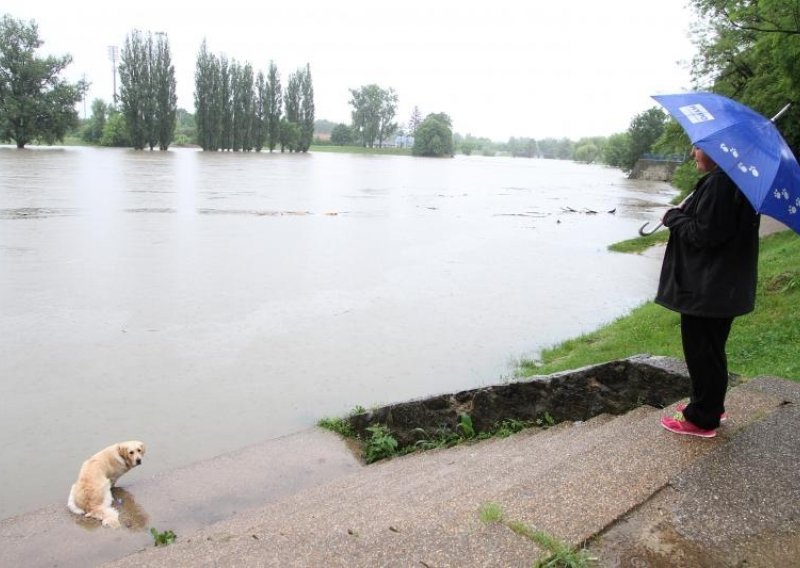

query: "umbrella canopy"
xmin=652 ymin=92 xmax=800 ymax=234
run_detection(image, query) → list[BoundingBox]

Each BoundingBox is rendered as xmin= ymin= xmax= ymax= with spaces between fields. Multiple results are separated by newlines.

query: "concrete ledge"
xmin=350 ymin=355 xmax=691 ymax=448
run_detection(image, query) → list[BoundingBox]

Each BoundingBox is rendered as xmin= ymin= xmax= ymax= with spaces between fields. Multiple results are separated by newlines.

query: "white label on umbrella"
xmin=679 ymin=104 xmax=715 ymax=124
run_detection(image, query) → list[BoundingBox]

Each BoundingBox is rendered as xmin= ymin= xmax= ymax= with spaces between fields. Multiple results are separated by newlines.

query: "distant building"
xmin=395 ymin=134 xmax=414 ymax=148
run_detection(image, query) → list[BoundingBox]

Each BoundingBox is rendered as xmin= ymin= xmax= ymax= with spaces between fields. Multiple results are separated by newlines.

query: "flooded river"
xmin=0 ymin=146 xmax=675 ymax=519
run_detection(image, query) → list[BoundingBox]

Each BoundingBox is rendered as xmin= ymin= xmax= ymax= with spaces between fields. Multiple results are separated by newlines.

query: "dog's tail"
xmin=67 ymin=484 xmax=85 ymax=515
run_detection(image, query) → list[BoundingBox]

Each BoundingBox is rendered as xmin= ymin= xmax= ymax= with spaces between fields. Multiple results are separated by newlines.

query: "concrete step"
xmin=0 ymin=428 xmax=363 ymax=568
xmin=102 ymin=381 xmax=786 ymax=567
xmin=0 ymin=386 xmax=635 ymax=568
xmin=589 ymin=377 xmax=800 ymax=567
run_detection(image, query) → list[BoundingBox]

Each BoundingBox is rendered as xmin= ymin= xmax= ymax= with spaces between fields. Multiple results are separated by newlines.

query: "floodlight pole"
xmin=107 ymin=45 xmax=119 ymax=104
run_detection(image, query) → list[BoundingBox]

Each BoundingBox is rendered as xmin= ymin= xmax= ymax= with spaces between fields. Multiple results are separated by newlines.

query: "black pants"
xmin=680 ymin=313 xmax=734 ymax=430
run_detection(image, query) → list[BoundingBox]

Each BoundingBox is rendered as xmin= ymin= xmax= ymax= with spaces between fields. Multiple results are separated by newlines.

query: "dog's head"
xmin=117 ymin=441 xmax=146 ymax=469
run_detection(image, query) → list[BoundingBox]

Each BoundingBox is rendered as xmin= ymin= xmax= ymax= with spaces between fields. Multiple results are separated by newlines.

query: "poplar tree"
xmin=229 ymin=61 xmax=242 ymax=151
xmin=283 ymin=70 xmax=302 ymax=152
xmin=253 ymin=71 xmax=267 ymax=152
xmin=218 ymin=56 xmax=233 ymax=150
xmin=232 ymin=62 xmax=254 ymax=151
xmin=299 ymin=63 xmax=315 ymax=152
xmin=153 ymin=33 xmax=176 ymax=151
xmin=194 ymin=40 xmax=216 ymax=150
xmin=284 ymin=72 xmax=301 ymax=123
xmin=143 ymin=34 xmax=157 ymax=150
xmin=119 ymin=30 xmax=148 ymax=149
xmin=265 ymin=61 xmax=282 ymax=152
xmin=119 ymin=30 xmax=176 ymax=150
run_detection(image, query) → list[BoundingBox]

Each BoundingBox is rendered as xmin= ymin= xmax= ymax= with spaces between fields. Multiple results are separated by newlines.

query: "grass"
xmin=608 ymin=229 xmax=669 ymax=253
xmin=479 ymin=502 xmax=504 ymax=523
xmin=479 ymin=503 xmax=596 ymax=567
xmin=317 ymin=416 xmax=355 ymax=438
xmin=309 ymin=144 xmax=412 ymax=156
xmin=521 ymin=230 xmax=800 ymax=380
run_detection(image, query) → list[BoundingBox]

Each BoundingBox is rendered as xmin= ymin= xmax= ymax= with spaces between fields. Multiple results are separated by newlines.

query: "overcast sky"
xmin=4 ymin=1 xmax=699 ymax=141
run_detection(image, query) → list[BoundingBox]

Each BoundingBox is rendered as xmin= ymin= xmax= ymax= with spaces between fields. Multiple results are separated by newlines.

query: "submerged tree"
xmin=265 ymin=61 xmax=282 ymax=152
xmin=194 ymin=39 xmax=218 ymax=150
xmin=412 ymin=112 xmax=454 ymax=157
xmin=0 ymin=15 xmax=87 ymax=148
xmin=119 ymin=29 xmax=177 ymax=150
xmin=82 ymin=99 xmax=108 ymax=144
xmin=298 ymin=63 xmax=315 ymax=152
xmin=153 ymin=33 xmax=177 ymax=150
xmin=118 ymin=30 xmax=148 ymax=149
xmin=349 ymin=84 xmax=398 ymax=148
xmin=282 ymin=64 xmax=314 ymax=152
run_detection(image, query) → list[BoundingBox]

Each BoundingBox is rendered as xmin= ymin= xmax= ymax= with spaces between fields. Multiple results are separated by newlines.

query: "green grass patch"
xmin=523 ymin=231 xmax=800 ymax=380
xmin=150 ymin=527 xmax=177 ymax=546
xmin=608 ymin=229 xmax=669 ymax=254
xmin=479 ymin=502 xmax=504 ymax=523
xmin=317 ymin=416 xmax=356 ymax=438
xmin=310 ymin=144 xmax=411 ymax=156
xmin=317 ymin=406 xmax=365 ymax=438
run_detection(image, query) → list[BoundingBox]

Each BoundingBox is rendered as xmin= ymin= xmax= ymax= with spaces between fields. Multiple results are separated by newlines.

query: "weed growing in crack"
xmin=363 ymin=424 xmax=399 ymax=463
xmin=478 ymin=504 xmax=595 ymax=567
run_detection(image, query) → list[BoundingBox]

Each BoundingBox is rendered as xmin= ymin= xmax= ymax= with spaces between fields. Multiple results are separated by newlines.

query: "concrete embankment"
xmin=2 ymin=356 xmax=798 ymax=567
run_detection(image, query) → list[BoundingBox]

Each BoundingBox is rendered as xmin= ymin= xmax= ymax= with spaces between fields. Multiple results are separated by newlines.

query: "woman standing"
xmin=657 ymin=146 xmax=760 ymax=438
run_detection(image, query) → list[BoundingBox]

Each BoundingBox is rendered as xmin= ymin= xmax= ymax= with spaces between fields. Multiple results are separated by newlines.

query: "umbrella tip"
xmin=771 ymin=103 xmax=791 ymax=123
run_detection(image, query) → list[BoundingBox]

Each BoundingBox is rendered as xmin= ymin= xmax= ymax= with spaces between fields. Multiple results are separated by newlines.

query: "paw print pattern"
xmin=777 ymin=192 xmax=799 ymax=215
xmin=719 ymin=143 xmax=740 ymax=158
xmin=736 ymin=162 xmax=758 ymax=175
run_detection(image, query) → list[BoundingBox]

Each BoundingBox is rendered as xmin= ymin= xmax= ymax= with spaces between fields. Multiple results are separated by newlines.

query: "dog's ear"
xmin=139 ymin=442 xmax=146 ymax=456
xmin=117 ymin=444 xmax=129 ymax=462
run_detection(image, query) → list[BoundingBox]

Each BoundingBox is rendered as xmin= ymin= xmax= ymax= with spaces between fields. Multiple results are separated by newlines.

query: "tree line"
xmin=194 ymin=41 xmax=314 ymax=153
xmin=3 ymin=2 xmax=797 ymax=174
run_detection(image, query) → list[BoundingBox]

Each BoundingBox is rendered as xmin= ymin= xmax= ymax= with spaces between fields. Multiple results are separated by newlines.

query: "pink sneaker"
xmin=660 ymin=414 xmax=717 ymax=438
xmin=675 ymin=403 xmax=727 ymax=423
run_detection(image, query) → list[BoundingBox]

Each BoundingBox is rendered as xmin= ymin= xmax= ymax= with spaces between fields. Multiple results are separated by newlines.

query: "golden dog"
xmin=67 ymin=441 xmax=146 ymax=528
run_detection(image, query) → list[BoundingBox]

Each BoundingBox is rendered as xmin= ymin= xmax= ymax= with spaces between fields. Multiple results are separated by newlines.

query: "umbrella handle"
xmin=638 ymin=191 xmax=694 ymax=237
xmin=638 ymin=221 xmax=663 ymax=236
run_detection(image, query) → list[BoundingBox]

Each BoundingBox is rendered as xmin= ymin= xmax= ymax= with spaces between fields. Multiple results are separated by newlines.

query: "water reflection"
xmin=0 ymin=146 xmax=675 ymax=519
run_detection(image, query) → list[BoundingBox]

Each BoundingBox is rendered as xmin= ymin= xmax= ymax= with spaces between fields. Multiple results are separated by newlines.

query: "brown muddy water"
xmin=0 ymin=146 xmax=675 ymax=519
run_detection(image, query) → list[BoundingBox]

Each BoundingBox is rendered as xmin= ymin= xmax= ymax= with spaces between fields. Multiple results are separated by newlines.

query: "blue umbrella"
xmin=645 ymin=92 xmax=800 ymax=235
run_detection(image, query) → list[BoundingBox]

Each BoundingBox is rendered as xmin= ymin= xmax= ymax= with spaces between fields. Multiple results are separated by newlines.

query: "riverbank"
xmin=4 ymin=367 xmax=798 ymax=567
xmin=519 ymin=219 xmax=799 ymax=380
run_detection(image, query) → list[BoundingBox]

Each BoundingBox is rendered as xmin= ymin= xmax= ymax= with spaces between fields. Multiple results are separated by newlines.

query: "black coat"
xmin=655 ymin=168 xmax=760 ymax=318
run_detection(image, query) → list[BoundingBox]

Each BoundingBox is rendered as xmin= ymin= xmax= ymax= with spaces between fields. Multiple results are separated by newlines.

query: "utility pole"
xmin=107 ymin=45 xmax=119 ymax=104
xmin=82 ymin=73 xmax=87 ymax=118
